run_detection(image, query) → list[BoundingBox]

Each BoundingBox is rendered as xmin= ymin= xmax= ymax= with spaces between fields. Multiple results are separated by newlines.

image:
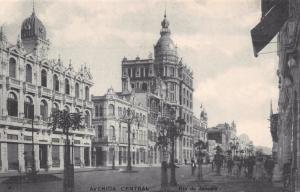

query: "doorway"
xmin=39 ymin=144 xmax=48 ymax=169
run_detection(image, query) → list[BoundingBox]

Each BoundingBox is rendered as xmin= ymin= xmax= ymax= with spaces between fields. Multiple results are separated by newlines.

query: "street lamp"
xmin=48 ymin=110 xmax=83 ymax=192
xmin=118 ymin=107 xmax=142 ymax=171
xmin=194 ymin=139 xmax=207 ymax=181
xmin=156 ymin=107 xmax=185 ymax=187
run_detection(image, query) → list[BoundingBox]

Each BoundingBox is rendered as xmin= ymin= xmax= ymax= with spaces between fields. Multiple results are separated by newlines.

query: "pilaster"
xmin=60 ymin=145 xmax=64 ymax=169
xmin=1 ymin=143 xmax=8 ymax=172
xmin=34 ymin=144 xmax=40 ymax=170
xmin=48 ymin=145 xmax=52 ymax=170
xmin=18 ymin=143 xmax=24 ymax=172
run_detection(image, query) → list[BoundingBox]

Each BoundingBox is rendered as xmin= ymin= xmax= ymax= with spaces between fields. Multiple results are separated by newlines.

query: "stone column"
xmin=34 ymin=144 xmax=40 ymax=171
xmin=89 ymin=147 xmax=92 ymax=167
xmin=1 ymin=143 xmax=8 ymax=172
xmin=18 ymin=143 xmax=24 ymax=172
xmin=80 ymin=146 xmax=84 ymax=167
xmin=48 ymin=145 xmax=52 ymax=170
xmin=60 ymin=145 xmax=64 ymax=169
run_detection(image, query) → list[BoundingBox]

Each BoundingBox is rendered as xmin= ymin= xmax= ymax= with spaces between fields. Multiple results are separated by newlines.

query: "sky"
xmin=0 ymin=0 xmax=279 ymax=147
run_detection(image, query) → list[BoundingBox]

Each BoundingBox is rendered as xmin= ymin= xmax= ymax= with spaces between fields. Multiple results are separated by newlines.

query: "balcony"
xmin=40 ymin=86 xmax=52 ymax=98
xmin=24 ymin=82 xmax=37 ymax=94
xmin=6 ymin=77 xmax=21 ymax=89
xmin=64 ymin=95 xmax=73 ymax=104
xmin=53 ymin=91 xmax=63 ymax=100
xmin=75 ymin=98 xmax=83 ymax=107
xmin=93 ymin=136 xmax=109 ymax=143
xmin=84 ymin=100 xmax=93 ymax=109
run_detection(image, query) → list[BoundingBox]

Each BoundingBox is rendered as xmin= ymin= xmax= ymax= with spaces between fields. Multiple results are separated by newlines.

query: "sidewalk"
xmin=0 ymin=166 xmax=110 ymax=178
xmin=151 ymin=168 xmax=283 ymax=192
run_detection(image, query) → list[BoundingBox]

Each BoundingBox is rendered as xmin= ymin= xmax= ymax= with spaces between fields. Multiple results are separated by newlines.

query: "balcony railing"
xmin=65 ymin=95 xmax=73 ymax=103
xmin=24 ymin=82 xmax=37 ymax=93
xmin=53 ymin=92 xmax=63 ymax=100
xmin=75 ymin=98 xmax=83 ymax=106
xmin=94 ymin=136 xmax=109 ymax=143
xmin=84 ymin=100 xmax=93 ymax=108
xmin=40 ymin=86 xmax=52 ymax=97
xmin=6 ymin=77 xmax=21 ymax=88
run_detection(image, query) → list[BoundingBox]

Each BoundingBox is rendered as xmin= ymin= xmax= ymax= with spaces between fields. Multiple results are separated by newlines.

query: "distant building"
xmin=207 ymin=122 xmax=236 ymax=152
xmin=0 ymin=8 xmax=94 ymax=172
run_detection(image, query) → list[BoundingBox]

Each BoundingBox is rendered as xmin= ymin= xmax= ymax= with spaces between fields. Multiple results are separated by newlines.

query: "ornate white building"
xmin=0 ymin=8 xmax=94 ymax=172
xmin=92 ymin=88 xmax=149 ymax=167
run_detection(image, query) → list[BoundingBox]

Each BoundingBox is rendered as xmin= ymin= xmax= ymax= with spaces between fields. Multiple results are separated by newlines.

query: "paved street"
xmin=0 ymin=165 xmax=283 ymax=192
xmin=0 ymin=165 xmax=209 ymax=192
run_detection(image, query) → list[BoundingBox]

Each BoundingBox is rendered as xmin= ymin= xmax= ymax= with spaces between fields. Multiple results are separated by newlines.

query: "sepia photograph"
xmin=0 ymin=0 xmax=298 ymax=191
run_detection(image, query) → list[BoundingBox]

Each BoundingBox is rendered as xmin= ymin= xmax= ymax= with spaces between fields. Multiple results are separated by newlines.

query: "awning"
xmin=251 ymin=0 xmax=289 ymax=57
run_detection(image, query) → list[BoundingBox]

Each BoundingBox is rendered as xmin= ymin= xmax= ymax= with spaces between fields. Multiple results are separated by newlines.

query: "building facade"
xmin=120 ymin=12 xmax=194 ymax=164
xmin=92 ymin=88 xmax=150 ymax=167
xmin=275 ymin=2 xmax=300 ymax=190
xmin=0 ymin=9 xmax=94 ymax=172
xmin=207 ymin=122 xmax=236 ymax=152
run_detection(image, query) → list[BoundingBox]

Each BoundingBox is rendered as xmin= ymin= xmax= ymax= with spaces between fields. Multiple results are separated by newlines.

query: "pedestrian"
xmin=227 ymin=158 xmax=234 ymax=176
xmin=184 ymin=159 xmax=187 ymax=165
xmin=254 ymin=155 xmax=264 ymax=181
xmin=191 ymin=158 xmax=196 ymax=176
xmin=247 ymin=155 xmax=255 ymax=179
xmin=283 ymin=159 xmax=292 ymax=189
xmin=264 ymin=157 xmax=275 ymax=182
xmin=214 ymin=153 xmax=223 ymax=176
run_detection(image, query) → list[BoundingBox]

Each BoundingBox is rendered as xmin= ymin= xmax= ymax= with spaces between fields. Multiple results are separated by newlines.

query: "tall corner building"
xmin=121 ymin=12 xmax=194 ymax=163
xmin=0 ymin=8 xmax=94 ymax=172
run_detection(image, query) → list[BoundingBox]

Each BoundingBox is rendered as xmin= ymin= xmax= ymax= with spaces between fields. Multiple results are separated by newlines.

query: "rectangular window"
xmin=7 ymin=143 xmax=18 ymax=170
xmin=52 ymin=145 xmax=60 ymax=167
xmin=98 ymin=125 xmax=103 ymax=138
xmin=74 ymin=147 xmax=81 ymax=166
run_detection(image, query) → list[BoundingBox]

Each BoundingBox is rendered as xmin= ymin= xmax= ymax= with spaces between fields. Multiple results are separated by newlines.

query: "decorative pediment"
xmin=9 ymin=46 xmax=24 ymax=56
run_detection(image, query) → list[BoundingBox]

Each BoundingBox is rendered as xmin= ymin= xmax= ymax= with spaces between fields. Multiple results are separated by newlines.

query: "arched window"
xmin=142 ymin=83 xmax=147 ymax=91
xmin=41 ymin=69 xmax=47 ymax=87
xmin=85 ymin=86 xmax=89 ymax=100
xmin=99 ymin=105 xmax=103 ymax=117
xmin=65 ymin=79 xmax=70 ymax=95
xmin=40 ymin=100 xmax=48 ymax=121
xmin=108 ymin=104 xmax=114 ymax=116
xmin=110 ymin=126 xmax=115 ymax=139
xmin=95 ymin=105 xmax=99 ymax=117
xmin=9 ymin=58 xmax=16 ymax=78
xmin=7 ymin=92 xmax=18 ymax=116
xmin=26 ymin=64 xmax=32 ymax=83
xmin=85 ymin=111 xmax=90 ymax=128
xmin=53 ymin=74 xmax=59 ymax=92
xmin=75 ymin=83 xmax=79 ymax=98
xmin=24 ymin=96 xmax=34 ymax=119
xmin=52 ymin=103 xmax=59 ymax=112
xmin=64 ymin=105 xmax=70 ymax=113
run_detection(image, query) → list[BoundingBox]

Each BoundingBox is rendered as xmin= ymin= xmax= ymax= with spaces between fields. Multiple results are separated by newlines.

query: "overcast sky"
xmin=0 ymin=0 xmax=279 ymax=147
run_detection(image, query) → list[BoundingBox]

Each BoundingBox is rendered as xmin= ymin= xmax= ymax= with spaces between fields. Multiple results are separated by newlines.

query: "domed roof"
xmin=154 ymin=12 xmax=177 ymax=56
xmin=21 ymin=11 xmax=47 ymax=40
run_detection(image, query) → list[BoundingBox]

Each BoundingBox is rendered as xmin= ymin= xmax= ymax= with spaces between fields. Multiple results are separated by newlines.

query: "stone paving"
xmin=0 ymin=165 xmax=284 ymax=192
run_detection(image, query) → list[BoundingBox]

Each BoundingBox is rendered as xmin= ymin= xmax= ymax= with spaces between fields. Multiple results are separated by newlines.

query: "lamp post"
xmin=118 ymin=107 xmax=142 ymax=172
xmin=24 ymin=102 xmax=37 ymax=180
xmin=194 ymin=140 xmax=206 ymax=181
xmin=48 ymin=110 xmax=83 ymax=192
xmin=156 ymin=107 xmax=185 ymax=187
